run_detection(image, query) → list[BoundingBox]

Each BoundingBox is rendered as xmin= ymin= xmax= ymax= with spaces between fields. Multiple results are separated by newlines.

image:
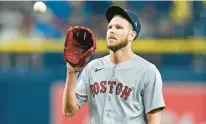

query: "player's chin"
xmin=107 ymin=42 xmax=116 ymax=48
xmin=107 ymin=43 xmax=119 ymax=51
xmin=107 ymin=39 xmax=118 ymax=45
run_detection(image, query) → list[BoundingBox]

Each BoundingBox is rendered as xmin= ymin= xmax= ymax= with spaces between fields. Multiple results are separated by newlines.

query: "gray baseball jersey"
xmin=76 ymin=54 xmax=165 ymax=124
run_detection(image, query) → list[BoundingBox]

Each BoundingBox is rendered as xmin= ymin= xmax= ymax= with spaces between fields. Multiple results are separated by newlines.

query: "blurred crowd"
xmin=0 ymin=1 xmax=206 ymax=71
xmin=0 ymin=1 xmax=205 ymax=41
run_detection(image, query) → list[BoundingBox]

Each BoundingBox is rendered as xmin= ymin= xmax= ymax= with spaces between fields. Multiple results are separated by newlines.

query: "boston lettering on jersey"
xmin=90 ymin=81 xmax=133 ymax=100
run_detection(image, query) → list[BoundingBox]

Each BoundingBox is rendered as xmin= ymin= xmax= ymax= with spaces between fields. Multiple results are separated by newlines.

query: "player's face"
xmin=106 ymin=15 xmax=133 ymax=52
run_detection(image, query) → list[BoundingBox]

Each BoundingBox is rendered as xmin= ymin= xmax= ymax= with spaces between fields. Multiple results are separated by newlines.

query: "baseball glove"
xmin=63 ymin=26 xmax=96 ymax=71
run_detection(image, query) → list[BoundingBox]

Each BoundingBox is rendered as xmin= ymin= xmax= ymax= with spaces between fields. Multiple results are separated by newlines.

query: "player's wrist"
xmin=67 ymin=71 xmax=78 ymax=75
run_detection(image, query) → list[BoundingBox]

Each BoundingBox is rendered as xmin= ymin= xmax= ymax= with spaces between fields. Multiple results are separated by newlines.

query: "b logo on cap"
xmin=135 ymin=22 xmax=138 ymax=27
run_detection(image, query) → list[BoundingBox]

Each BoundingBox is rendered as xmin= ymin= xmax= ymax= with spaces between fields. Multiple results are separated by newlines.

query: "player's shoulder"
xmin=133 ymin=54 xmax=158 ymax=72
xmin=85 ymin=55 xmax=108 ymax=69
xmin=133 ymin=55 xmax=161 ymax=81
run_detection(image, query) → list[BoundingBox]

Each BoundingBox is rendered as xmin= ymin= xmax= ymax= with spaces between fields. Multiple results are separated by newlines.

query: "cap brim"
xmin=105 ymin=6 xmax=132 ymax=24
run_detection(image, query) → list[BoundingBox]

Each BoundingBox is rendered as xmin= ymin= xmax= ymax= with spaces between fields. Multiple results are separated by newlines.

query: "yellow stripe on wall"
xmin=0 ymin=38 xmax=206 ymax=53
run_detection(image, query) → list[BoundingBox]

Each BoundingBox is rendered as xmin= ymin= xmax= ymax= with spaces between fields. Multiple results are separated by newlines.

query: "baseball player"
xmin=62 ymin=5 xmax=166 ymax=124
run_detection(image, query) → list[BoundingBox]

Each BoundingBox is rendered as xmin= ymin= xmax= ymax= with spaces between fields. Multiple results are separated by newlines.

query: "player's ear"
xmin=128 ymin=31 xmax=136 ymax=42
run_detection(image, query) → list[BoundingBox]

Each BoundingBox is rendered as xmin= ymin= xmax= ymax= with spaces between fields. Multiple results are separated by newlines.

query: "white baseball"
xmin=33 ymin=1 xmax=47 ymax=13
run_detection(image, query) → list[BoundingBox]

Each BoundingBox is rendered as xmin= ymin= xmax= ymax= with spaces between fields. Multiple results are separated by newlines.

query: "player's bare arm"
xmin=146 ymin=108 xmax=163 ymax=124
xmin=62 ymin=63 xmax=80 ymax=117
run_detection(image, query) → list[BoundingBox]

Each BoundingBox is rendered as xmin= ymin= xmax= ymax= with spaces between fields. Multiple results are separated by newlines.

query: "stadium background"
xmin=0 ymin=1 xmax=205 ymax=124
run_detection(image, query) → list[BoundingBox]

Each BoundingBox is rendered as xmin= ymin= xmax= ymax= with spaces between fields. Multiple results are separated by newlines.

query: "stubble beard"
xmin=107 ymin=39 xmax=128 ymax=53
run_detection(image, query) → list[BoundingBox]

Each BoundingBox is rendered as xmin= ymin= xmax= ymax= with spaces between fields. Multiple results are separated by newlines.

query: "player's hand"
xmin=66 ymin=62 xmax=82 ymax=73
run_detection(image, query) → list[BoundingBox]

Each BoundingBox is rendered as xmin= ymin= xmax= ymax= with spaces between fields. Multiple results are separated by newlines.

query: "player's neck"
xmin=109 ymin=47 xmax=134 ymax=65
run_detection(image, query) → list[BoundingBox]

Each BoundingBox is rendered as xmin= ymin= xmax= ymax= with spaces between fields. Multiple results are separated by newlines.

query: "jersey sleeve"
xmin=76 ymin=65 xmax=90 ymax=108
xmin=143 ymin=65 xmax=166 ymax=114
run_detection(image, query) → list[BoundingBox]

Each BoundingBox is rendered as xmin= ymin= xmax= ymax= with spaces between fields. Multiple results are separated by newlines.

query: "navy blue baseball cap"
xmin=105 ymin=5 xmax=141 ymax=39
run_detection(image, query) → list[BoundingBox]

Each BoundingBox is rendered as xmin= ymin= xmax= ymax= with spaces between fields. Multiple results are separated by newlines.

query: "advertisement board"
xmin=51 ymin=82 xmax=206 ymax=124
